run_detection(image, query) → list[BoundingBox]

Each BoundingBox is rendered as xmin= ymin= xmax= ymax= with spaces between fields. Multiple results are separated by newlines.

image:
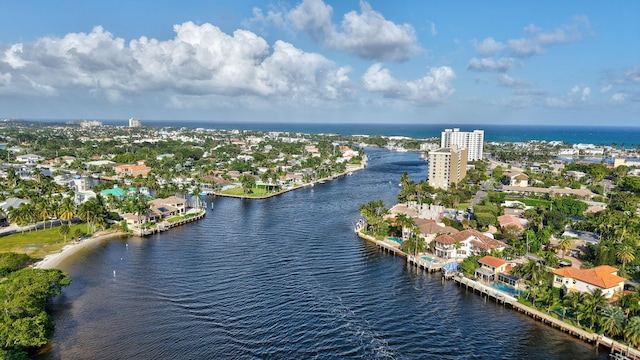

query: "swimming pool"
xmin=421 ymin=255 xmax=439 ymax=263
xmin=388 ymin=237 xmax=403 ymax=244
xmin=491 ymin=283 xmax=522 ymax=296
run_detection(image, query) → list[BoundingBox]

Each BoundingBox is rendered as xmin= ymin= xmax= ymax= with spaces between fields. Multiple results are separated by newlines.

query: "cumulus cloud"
xmin=0 ymin=22 xmax=361 ymax=107
xmin=474 ymin=37 xmax=505 ymax=56
xmin=467 ymin=57 xmax=514 ymax=72
xmin=545 ymin=85 xmax=591 ymax=108
xmin=286 ymin=0 xmax=419 ymax=61
xmin=362 ymin=63 xmax=455 ymax=104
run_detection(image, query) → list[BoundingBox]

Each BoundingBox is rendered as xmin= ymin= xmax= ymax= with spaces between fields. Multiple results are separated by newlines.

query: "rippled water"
xmin=38 ymin=149 xmax=606 ymax=359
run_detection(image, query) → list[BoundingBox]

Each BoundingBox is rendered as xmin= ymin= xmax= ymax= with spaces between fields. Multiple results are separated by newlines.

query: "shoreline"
xmin=216 ymin=162 xmax=367 ymax=200
xmin=34 ymin=230 xmax=129 ymax=269
xmin=355 ymin=229 xmax=640 ymax=357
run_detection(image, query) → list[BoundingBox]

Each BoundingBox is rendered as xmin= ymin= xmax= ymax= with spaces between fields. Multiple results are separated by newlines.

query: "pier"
xmin=132 ymin=210 xmax=206 ymax=236
xmin=453 ymin=274 xmax=640 ymax=358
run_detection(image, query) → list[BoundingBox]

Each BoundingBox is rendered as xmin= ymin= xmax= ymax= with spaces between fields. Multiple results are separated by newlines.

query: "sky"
xmin=0 ymin=0 xmax=638 ymax=126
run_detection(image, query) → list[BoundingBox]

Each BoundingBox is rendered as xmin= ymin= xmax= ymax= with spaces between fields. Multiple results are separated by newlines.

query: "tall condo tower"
xmin=427 ymin=145 xmax=468 ymax=190
xmin=441 ymin=128 xmax=484 ymax=161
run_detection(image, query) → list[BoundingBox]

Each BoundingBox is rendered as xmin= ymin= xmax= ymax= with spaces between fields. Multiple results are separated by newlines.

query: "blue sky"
xmin=0 ymin=0 xmax=638 ymax=126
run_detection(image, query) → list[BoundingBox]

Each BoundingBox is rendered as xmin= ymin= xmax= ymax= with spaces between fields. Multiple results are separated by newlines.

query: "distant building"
xmin=129 ymin=118 xmax=142 ymax=127
xmin=79 ymin=119 xmax=103 ymax=128
xmin=441 ymin=128 xmax=484 ymax=161
xmin=428 ymin=145 xmax=467 ymax=190
xmin=114 ymin=163 xmax=151 ymax=178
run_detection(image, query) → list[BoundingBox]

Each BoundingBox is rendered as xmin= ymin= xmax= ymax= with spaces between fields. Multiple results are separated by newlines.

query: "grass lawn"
xmin=219 ymin=187 xmax=276 ymax=197
xmin=0 ymin=223 xmax=92 ymax=259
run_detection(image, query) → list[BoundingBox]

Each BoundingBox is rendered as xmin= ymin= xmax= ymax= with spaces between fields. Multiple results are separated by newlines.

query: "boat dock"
xmin=133 ymin=210 xmax=206 ymax=236
xmin=453 ymin=274 xmax=640 ymax=358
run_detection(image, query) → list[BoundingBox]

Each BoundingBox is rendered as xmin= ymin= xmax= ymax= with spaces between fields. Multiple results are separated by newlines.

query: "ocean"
xmin=32 ymin=118 xmax=640 ymax=146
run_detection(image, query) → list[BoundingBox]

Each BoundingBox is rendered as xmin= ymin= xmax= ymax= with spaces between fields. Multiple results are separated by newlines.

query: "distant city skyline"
xmin=0 ymin=1 xmax=638 ymax=125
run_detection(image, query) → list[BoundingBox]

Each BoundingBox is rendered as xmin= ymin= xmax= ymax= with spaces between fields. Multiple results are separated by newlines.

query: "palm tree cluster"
xmin=358 ymin=200 xmax=390 ymax=236
xmin=508 ymin=260 xmax=640 ymax=347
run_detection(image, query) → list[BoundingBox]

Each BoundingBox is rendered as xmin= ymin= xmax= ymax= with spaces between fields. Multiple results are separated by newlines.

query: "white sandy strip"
xmin=34 ymin=231 xmax=128 ymax=269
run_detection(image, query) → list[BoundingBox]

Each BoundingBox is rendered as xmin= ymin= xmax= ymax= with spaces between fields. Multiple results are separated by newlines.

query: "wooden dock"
xmin=133 ymin=210 xmax=206 ymax=236
xmin=453 ymin=274 xmax=640 ymax=358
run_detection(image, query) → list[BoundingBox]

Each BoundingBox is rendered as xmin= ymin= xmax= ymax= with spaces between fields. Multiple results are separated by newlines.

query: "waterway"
xmin=37 ymin=148 xmax=607 ymax=359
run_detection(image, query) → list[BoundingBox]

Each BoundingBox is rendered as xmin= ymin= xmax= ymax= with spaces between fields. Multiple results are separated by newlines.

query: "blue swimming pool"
xmin=388 ymin=237 xmax=403 ymax=244
xmin=421 ymin=256 xmax=439 ymax=263
xmin=491 ymin=283 xmax=523 ymax=296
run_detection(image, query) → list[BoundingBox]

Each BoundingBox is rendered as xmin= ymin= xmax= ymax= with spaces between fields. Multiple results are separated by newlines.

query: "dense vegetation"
xmin=0 ymin=254 xmax=71 ymax=358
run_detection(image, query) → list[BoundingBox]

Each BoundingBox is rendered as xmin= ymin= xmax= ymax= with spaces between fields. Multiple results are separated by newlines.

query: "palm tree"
xmin=394 ymin=213 xmax=415 ymax=241
xmin=620 ymin=289 xmax=640 ymax=317
xmin=58 ymin=196 xmax=76 ymax=226
xmin=599 ymin=305 xmax=626 ymax=337
xmin=616 ymin=244 xmax=636 ymax=270
xmin=557 ymin=237 xmax=572 ymax=259
xmin=59 ymin=223 xmax=70 ymax=243
xmin=624 ymin=316 xmax=640 ymax=348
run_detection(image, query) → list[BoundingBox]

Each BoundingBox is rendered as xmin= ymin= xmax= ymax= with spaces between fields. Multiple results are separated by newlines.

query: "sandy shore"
xmin=34 ymin=231 xmax=129 ymax=269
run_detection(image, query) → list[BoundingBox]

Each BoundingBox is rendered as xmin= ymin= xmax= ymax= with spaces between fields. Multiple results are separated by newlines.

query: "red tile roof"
xmin=434 ymin=229 xmax=507 ymax=250
xmin=479 ymin=255 xmax=507 ymax=268
xmin=552 ymin=265 xmax=625 ymax=289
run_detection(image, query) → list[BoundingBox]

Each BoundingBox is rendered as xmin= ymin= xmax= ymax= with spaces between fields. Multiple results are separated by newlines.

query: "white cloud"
xmin=0 ymin=22 xmax=366 ymax=108
xmin=624 ymin=64 xmax=640 ymax=84
xmin=286 ymin=0 xmax=419 ymax=61
xmin=545 ymin=85 xmax=591 ymax=108
xmin=600 ymin=84 xmax=612 ymax=93
xmin=467 ymin=57 xmax=514 ymax=72
xmin=611 ymin=93 xmax=627 ymax=104
xmin=474 ymin=37 xmax=505 ymax=56
xmin=497 ymin=74 xmax=528 ymax=88
xmin=471 ymin=17 xmax=591 ymax=61
xmin=509 ymin=17 xmax=591 ymax=57
xmin=429 ymin=22 xmax=437 ymax=36
xmin=362 ymin=63 xmax=455 ymax=104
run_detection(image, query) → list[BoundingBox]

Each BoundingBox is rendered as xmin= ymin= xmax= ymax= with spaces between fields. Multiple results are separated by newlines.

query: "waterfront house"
xmin=474 ymin=256 xmax=514 ymax=284
xmin=414 ymin=219 xmax=458 ymax=245
xmin=552 ymin=265 xmax=625 ymax=299
xmin=433 ymin=229 xmax=507 ymax=259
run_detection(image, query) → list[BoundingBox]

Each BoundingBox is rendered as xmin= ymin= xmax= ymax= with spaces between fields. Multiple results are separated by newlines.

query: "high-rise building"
xmin=128 ymin=117 xmax=142 ymax=127
xmin=428 ymin=145 xmax=468 ymax=190
xmin=441 ymin=128 xmax=484 ymax=161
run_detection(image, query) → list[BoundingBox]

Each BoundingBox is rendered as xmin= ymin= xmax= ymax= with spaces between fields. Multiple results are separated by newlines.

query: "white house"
xmin=552 ymin=265 xmax=625 ymax=299
xmin=15 ymin=154 xmax=43 ymax=164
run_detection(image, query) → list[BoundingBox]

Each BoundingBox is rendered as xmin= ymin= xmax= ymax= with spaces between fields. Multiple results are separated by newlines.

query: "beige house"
xmin=552 ymin=265 xmax=625 ymax=299
xmin=507 ymin=171 xmax=529 ymax=187
xmin=433 ymin=229 xmax=507 ymax=259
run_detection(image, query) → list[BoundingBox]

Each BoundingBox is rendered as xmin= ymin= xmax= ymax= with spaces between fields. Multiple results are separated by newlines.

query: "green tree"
xmin=0 ymin=253 xmax=31 ymax=277
xmin=599 ymin=305 xmax=626 ymax=337
xmin=240 ymin=174 xmax=256 ymax=195
xmin=59 ymin=223 xmax=70 ymax=243
xmin=616 ymin=244 xmax=636 ymax=270
xmin=0 ymin=268 xmax=71 ymax=354
xmin=625 ymin=316 xmax=640 ymax=348
xmin=557 ymin=237 xmax=572 ymax=259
